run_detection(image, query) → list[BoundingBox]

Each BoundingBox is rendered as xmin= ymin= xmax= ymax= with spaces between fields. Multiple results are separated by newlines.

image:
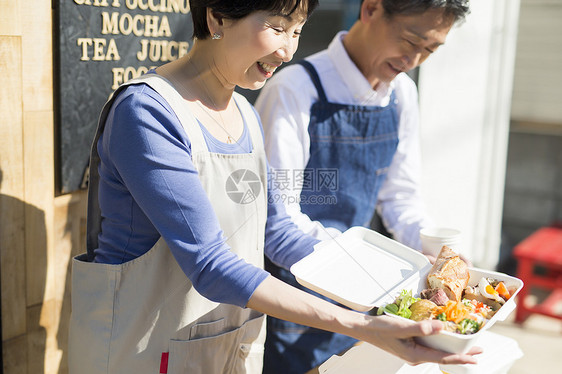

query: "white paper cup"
xmin=419 ymin=227 xmax=462 ymax=257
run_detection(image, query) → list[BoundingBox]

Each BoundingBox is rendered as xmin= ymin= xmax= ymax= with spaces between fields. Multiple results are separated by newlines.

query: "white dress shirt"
xmin=255 ymin=31 xmax=433 ymax=250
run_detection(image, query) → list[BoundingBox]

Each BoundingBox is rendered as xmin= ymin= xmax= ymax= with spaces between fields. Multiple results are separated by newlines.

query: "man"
xmin=255 ymin=0 xmax=470 ymax=373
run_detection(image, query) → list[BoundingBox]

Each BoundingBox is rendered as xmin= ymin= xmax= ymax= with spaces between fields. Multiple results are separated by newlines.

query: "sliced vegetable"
xmin=377 ymin=289 xmax=420 ymax=319
xmin=457 ymin=318 xmax=481 ymax=334
xmin=433 ymin=300 xmax=471 ymax=324
xmin=495 ymin=281 xmax=511 ymax=300
xmin=378 ymin=303 xmax=399 ymax=315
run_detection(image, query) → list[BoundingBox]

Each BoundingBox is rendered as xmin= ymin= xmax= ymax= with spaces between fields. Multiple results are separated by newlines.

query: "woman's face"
xmin=214 ymin=10 xmax=307 ymax=90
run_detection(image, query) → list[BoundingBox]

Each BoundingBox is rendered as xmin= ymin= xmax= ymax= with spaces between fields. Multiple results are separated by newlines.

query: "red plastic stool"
xmin=513 ymin=225 xmax=562 ymax=324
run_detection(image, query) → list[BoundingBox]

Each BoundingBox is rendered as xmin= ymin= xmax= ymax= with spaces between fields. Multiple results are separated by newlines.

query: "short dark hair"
xmin=190 ymin=0 xmax=319 ymax=40
xmin=360 ymin=0 xmax=470 ymax=24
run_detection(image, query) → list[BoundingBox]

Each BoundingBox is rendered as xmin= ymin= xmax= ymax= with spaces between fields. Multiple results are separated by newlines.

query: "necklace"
xmin=193 ymin=100 xmax=237 ymax=144
xmin=158 ymin=60 xmax=239 ymax=144
xmin=191 ymin=64 xmax=238 ymax=145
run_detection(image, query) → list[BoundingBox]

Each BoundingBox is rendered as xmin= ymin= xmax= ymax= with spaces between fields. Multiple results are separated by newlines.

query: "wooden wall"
xmin=0 ymin=1 xmax=88 ymax=372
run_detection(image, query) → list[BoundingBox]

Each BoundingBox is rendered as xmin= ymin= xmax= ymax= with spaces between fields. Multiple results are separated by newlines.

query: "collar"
xmin=327 ymin=31 xmax=393 ymax=104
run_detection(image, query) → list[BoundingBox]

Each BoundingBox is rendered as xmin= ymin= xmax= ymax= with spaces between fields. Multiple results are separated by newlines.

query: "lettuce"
xmin=377 ymin=289 xmax=420 ymax=319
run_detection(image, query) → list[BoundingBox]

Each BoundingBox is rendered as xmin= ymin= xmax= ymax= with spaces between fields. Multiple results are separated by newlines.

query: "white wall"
xmin=511 ymin=0 xmax=562 ymax=125
xmin=417 ymin=0 xmax=521 ymax=269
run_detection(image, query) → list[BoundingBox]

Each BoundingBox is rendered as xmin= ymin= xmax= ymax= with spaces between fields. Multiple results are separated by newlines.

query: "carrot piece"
xmin=437 ymin=301 xmax=471 ymax=323
xmin=495 ymin=281 xmax=511 ymax=300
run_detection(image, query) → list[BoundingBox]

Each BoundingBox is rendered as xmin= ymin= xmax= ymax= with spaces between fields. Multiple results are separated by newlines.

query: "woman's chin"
xmin=239 ymin=81 xmax=267 ymax=91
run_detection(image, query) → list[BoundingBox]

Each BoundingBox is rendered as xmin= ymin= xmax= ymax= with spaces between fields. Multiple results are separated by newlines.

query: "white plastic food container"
xmin=290 ymin=227 xmax=523 ymax=354
xmin=316 ymin=331 xmax=523 ymax=374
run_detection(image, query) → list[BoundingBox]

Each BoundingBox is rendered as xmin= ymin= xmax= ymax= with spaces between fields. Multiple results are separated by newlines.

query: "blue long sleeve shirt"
xmin=94 ymin=82 xmax=319 ymax=308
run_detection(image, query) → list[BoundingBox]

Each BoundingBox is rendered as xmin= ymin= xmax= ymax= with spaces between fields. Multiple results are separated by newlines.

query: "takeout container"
xmin=317 ymin=331 xmax=523 ymax=374
xmin=290 ymin=226 xmax=523 ymax=354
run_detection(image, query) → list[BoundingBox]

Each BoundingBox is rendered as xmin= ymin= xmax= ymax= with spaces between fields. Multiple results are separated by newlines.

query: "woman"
xmin=68 ymin=1 xmax=481 ymax=373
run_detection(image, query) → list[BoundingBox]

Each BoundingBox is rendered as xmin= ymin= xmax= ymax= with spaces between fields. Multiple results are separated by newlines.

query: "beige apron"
xmin=69 ymin=75 xmax=268 ymax=374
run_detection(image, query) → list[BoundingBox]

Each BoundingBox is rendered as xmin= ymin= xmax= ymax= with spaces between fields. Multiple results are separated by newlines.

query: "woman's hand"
xmin=248 ymin=275 xmax=482 ymax=366
xmin=357 ymin=314 xmax=482 ymax=365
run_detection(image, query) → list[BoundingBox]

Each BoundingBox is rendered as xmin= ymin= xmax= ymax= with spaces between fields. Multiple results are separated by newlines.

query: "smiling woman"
xmin=68 ymin=0 xmax=482 ymax=373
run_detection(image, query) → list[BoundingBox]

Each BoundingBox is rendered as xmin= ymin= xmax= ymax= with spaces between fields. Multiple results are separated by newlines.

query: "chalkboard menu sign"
xmin=55 ymin=0 xmax=193 ymax=194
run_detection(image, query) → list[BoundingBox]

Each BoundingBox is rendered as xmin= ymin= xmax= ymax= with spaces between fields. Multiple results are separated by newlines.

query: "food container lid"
xmin=290 ymin=226 xmax=433 ymax=312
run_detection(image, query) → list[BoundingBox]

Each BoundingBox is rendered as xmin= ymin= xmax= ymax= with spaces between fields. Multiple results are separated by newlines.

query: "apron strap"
xmin=140 ymin=75 xmax=263 ymax=156
xmin=86 ymin=93 xmax=114 ymax=260
xmin=298 ymin=60 xmax=399 ymax=108
xmin=86 ymin=74 xmax=208 ymax=258
xmin=232 ymin=92 xmax=264 ymax=154
xmin=132 ymin=75 xmax=208 ymax=156
xmin=86 ymin=83 xmax=133 ymax=259
xmin=296 ymin=60 xmax=328 ymax=103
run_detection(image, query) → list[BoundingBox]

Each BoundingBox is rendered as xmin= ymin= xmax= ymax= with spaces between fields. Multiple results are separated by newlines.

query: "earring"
xmin=212 ymin=33 xmax=222 ymax=40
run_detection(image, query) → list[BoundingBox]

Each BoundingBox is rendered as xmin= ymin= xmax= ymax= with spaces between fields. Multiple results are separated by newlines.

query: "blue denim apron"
xmin=263 ymin=60 xmax=399 ymax=373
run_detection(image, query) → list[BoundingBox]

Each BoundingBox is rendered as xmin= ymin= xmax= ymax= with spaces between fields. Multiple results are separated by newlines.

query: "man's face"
xmin=361 ymin=6 xmax=455 ymax=86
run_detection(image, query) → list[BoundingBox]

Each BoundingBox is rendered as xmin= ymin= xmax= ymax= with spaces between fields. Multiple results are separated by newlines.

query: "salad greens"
xmin=377 ymin=289 xmax=487 ymax=335
xmin=377 ymin=289 xmax=420 ymax=319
